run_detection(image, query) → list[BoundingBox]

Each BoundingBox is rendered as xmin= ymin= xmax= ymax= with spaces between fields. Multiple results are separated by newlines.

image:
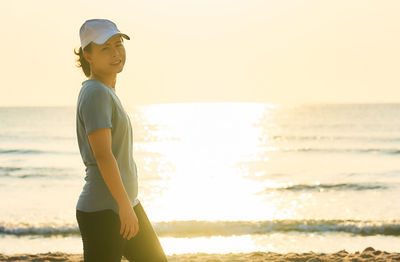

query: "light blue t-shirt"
xmin=75 ymin=79 xmax=139 ymax=215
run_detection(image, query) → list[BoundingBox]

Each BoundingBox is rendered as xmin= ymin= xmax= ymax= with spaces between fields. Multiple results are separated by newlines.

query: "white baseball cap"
xmin=79 ymin=19 xmax=131 ymax=50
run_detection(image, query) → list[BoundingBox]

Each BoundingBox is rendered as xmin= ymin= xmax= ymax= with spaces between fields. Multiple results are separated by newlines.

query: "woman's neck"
xmin=89 ymin=73 xmax=116 ymax=89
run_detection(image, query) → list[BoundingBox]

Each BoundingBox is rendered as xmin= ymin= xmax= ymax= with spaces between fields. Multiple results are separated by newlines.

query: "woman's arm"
xmin=87 ymin=127 xmax=139 ymax=240
xmin=88 ymin=127 xmax=131 ymax=207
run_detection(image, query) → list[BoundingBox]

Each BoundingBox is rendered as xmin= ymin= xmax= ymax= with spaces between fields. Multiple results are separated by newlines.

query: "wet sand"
xmin=1 ymin=247 xmax=399 ymax=261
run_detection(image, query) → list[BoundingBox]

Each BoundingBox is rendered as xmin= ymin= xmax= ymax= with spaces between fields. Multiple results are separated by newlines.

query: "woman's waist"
xmin=84 ymin=166 xmax=136 ymax=180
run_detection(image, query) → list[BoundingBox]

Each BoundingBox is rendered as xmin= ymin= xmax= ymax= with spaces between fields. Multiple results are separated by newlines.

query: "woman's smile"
xmin=110 ymin=59 xmax=122 ymax=66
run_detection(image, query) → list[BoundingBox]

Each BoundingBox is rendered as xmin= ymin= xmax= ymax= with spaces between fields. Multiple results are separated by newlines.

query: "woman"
xmin=73 ymin=19 xmax=168 ymax=262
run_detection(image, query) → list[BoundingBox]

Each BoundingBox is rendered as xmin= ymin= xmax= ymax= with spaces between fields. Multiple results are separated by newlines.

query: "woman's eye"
xmin=101 ymin=44 xmax=122 ymax=51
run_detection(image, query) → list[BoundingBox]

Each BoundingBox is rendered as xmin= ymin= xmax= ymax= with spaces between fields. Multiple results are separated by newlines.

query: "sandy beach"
xmin=1 ymin=247 xmax=400 ymax=262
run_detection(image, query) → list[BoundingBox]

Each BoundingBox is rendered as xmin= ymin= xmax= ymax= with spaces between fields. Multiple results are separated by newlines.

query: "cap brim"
xmin=92 ymin=32 xmax=131 ymax=46
xmin=121 ymin=33 xmax=130 ymax=40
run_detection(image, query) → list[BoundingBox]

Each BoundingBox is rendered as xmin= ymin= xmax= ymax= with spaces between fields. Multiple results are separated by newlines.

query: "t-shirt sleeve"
xmin=80 ymin=87 xmax=113 ymax=135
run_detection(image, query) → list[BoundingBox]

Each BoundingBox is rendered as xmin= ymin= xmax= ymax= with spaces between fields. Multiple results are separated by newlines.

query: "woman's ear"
xmin=82 ymin=50 xmax=92 ymax=64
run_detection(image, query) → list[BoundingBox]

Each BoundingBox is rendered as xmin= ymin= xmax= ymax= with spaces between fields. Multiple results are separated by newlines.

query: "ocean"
xmin=1 ymin=103 xmax=400 ymax=255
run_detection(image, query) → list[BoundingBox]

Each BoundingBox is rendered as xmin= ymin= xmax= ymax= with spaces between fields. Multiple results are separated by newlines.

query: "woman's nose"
xmin=110 ymin=46 xmax=120 ymax=57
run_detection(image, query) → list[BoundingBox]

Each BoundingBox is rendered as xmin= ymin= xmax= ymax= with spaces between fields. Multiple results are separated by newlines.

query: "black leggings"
xmin=76 ymin=202 xmax=169 ymax=262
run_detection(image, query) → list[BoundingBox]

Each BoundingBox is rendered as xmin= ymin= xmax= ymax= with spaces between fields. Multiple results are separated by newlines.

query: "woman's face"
xmin=83 ymin=34 xmax=126 ymax=76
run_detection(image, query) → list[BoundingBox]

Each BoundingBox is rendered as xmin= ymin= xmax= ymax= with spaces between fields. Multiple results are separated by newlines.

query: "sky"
xmin=1 ymin=0 xmax=400 ymax=106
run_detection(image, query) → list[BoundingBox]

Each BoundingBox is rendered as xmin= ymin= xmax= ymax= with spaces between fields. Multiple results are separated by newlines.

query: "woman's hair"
xmin=74 ymin=36 xmax=125 ymax=77
xmin=74 ymin=43 xmax=92 ymax=77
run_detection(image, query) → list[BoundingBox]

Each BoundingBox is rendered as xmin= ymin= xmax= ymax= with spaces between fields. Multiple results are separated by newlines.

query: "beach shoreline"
xmin=1 ymin=247 xmax=400 ymax=261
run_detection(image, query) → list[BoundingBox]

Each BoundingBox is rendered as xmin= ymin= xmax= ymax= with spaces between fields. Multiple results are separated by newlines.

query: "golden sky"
xmin=1 ymin=0 xmax=400 ymax=106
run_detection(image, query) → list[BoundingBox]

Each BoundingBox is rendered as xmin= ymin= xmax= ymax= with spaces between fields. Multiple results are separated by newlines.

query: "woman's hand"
xmin=119 ymin=201 xmax=139 ymax=240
